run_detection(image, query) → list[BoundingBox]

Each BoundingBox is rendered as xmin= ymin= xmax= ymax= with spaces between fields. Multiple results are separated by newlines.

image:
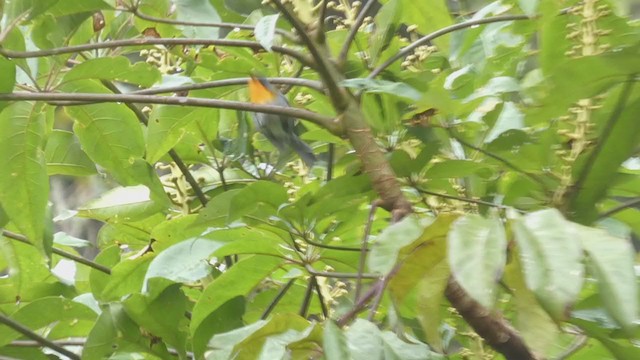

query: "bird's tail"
xmin=290 ymin=136 xmax=317 ymax=167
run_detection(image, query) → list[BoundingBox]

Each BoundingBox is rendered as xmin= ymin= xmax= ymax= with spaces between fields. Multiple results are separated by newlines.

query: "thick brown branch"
xmin=0 ymin=92 xmax=342 ymax=135
xmin=445 ymin=278 xmax=538 ymax=360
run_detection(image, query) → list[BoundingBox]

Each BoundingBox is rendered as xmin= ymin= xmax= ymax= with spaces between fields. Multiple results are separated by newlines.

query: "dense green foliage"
xmin=0 ymin=0 xmax=639 ymax=359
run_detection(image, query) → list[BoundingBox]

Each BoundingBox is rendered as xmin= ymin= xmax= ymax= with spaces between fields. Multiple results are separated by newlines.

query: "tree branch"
xmin=445 ymin=278 xmax=538 ymax=360
xmin=368 ymin=14 xmax=531 ymax=79
xmin=446 ymin=128 xmax=549 ymax=190
xmin=271 ymin=0 xmax=346 ymax=109
xmin=1 ymin=230 xmax=112 ymax=275
xmin=599 ymin=197 xmax=640 ymax=219
xmin=134 ymin=77 xmax=324 ymax=95
xmin=125 ymin=6 xmax=297 ymax=41
xmin=0 ymin=314 xmax=81 ymax=360
xmin=0 ymin=38 xmax=313 ymax=68
xmin=0 ymin=92 xmax=342 ymax=135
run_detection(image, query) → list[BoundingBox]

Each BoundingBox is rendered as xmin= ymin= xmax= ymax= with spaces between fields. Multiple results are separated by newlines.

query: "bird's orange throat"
xmin=248 ymin=78 xmax=277 ymax=104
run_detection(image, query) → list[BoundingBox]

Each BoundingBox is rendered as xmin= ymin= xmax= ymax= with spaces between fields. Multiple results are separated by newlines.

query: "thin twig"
xmin=2 ymin=230 xmax=112 ymax=275
xmin=0 ymin=38 xmax=312 ymax=67
xmin=299 ymin=276 xmax=316 ymax=318
xmin=336 ymin=281 xmax=381 ymax=327
xmin=447 ymin=128 xmax=548 ymax=189
xmin=313 ymin=276 xmax=329 ymax=319
xmin=261 ymin=279 xmax=296 ymax=319
xmin=326 ymin=143 xmax=334 ymax=181
xmin=553 ymin=335 xmax=587 ymax=360
xmin=367 ymin=277 xmax=387 ymax=321
xmin=599 ymin=197 xmax=640 ymax=219
xmin=99 ymin=80 xmax=209 ymax=206
xmin=368 ymin=14 xmax=532 ymax=79
xmin=271 ymin=0 xmax=346 ymax=109
xmin=127 ymin=6 xmax=296 ymax=41
xmin=338 ymin=0 xmax=376 ymax=66
xmin=355 ymin=203 xmax=377 ymax=301
xmin=416 ymin=188 xmax=507 ymax=209
xmin=0 ymin=92 xmax=341 ymax=134
xmin=316 ymin=0 xmax=329 ymax=43
xmin=304 ymin=264 xmax=379 ymax=279
xmin=0 ymin=314 xmax=81 ymax=360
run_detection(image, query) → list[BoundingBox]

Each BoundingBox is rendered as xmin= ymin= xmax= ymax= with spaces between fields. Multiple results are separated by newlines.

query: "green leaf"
xmin=518 ymin=0 xmax=539 ymax=16
xmin=344 ymin=319 xmax=384 ymax=359
xmin=206 ymin=314 xmax=310 ymax=360
xmin=369 ymin=0 xmax=401 ymax=64
xmin=3 ymin=0 xmax=58 ymax=21
xmin=174 ymin=0 xmax=221 ymax=39
xmin=123 ymin=280 xmax=188 ymax=357
xmin=146 ymin=105 xmax=198 ymax=163
xmin=0 ymin=102 xmax=50 ymax=257
xmin=47 ymin=0 xmax=112 ymax=16
xmin=0 ymin=57 xmax=16 ymax=94
xmin=448 ymin=214 xmax=507 ymax=309
xmin=84 ymin=303 xmax=172 ymax=359
xmin=98 ymin=253 xmax=154 ymax=302
xmin=368 ymin=215 xmax=432 ymax=274
xmin=575 ymin=224 xmax=639 ymax=332
xmin=503 ymin=252 xmax=559 ymax=356
xmin=228 ymin=181 xmax=288 ymax=222
xmin=190 ymin=255 xmax=283 ymax=351
xmin=511 ymin=209 xmax=584 ymax=319
xmin=144 ymin=237 xmax=224 ymax=287
xmin=568 ymin=82 xmax=640 ymax=223
xmin=63 ymin=57 xmax=162 ymax=87
xmin=0 ymin=296 xmax=97 ymax=347
xmin=44 ymin=129 xmax=96 ymax=176
xmin=484 ymin=101 xmax=524 ymax=143
xmin=323 ymin=320 xmax=351 ymax=360
xmin=401 ymin=0 xmax=453 ymax=53
xmin=67 ymin=102 xmax=145 ymax=171
xmin=424 ymin=160 xmax=492 ymax=179
xmin=0 ymin=236 xmax=54 ymax=301
xmin=340 ymin=78 xmax=422 ymax=101
xmin=78 ymin=185 xmax=164 ymax=222
xmin=254 ymin=14 xmax=279 ymax=51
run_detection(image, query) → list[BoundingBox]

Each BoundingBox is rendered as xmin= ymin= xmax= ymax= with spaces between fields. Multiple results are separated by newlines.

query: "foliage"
xmin=0 ymin=0 xmax=639 ymax=359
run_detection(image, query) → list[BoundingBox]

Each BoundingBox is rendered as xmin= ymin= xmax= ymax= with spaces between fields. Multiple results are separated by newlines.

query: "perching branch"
xmin=2 ymin=230 xmax=112 ymax=275
xmin=0 ymin=314 xmax=81 ymax=360
xmin=0 ymin=37 xmax=313 ymax=68
xmin=0 ymin=92 xmax=342 ymax=135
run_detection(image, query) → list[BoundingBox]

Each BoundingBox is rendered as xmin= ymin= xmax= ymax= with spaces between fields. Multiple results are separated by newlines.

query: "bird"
xmin=247 ymin=75 xmax=317 ymax=168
